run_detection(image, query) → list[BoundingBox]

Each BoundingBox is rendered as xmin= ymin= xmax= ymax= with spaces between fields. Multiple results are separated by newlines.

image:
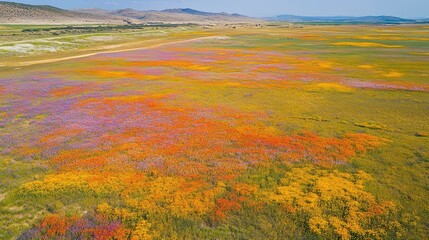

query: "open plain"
xmin=0 ymin=24 xmax=428 ymax=239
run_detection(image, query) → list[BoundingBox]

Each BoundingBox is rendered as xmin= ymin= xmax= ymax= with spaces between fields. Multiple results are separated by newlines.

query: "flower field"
xmin=0 ymin=25 xmax=428 ymax=239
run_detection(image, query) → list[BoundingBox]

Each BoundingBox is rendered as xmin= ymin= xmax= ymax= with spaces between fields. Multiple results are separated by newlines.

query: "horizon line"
xmin=1 ymin=0 xmax=428 ymax=19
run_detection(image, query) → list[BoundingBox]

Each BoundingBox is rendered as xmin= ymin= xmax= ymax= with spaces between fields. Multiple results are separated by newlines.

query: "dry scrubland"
xmin=0 ymin=24 xmax=428 ymax=239
xmin=0 ymin=2 xmax=125 ymax=25
xmin=0 ymin=1 xmax=262 ymax=25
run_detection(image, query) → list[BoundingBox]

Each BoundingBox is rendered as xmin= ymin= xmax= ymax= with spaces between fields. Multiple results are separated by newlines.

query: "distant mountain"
xmin=267 ymin=14 xmax=418 ymax=24
xmin=162 ymin=8 xmax=217 ymax=16
xmin=112 ymin=8 xmax=261 ymax=23
xmin=415 ymin=18 xmax=429 ymax=23
xmin=0 ymin=1 xmax=262 ymax=25
xmin=1 ymin=1 xmax=425 ymax=25
xmin=0 ymin=1 xmax=126 ymax=24
xmin=161 ymin=8 xmax=246 ymax=17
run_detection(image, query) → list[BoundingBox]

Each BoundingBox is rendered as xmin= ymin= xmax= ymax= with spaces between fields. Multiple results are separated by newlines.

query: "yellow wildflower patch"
xmin=333 ymin=42 xmax=403 ymax=48
xmin=265 ymin=166 xmax=400 ymax=239
xmin=383 ymin=71 xmax=404 ymax=78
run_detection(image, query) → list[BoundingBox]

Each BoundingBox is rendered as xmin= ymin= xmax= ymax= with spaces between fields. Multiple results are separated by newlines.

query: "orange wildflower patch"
xmin=40 ymin=93 xmax=384 ymax=178
xmin=24 ymin=213 xmax=131 ymax=240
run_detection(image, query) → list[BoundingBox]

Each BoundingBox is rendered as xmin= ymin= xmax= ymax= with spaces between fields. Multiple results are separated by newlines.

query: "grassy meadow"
xmin=0 ymin=24 xmax=428 ymax=239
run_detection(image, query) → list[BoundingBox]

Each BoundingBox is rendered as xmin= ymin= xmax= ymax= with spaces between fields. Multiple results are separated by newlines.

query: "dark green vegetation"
xmin=20 ymin=24 xmax=196 ymax=35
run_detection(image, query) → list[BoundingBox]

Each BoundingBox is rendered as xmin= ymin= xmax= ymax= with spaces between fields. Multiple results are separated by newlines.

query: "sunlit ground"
xmin=0 ymin=24 xmax=428 ymax=239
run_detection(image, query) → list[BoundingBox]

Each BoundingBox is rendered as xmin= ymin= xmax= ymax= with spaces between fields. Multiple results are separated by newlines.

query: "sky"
xmin=3 ymin=0 xmax=429 ymax=18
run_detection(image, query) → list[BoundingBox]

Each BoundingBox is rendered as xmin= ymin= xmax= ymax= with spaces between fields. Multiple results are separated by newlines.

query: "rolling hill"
xmin=0 ymin=1 xmax=262 ymax=25
xmin=111 ymin=8 xmax=261 ymax=23
xmin=2 ymin=1 xmax=422 ymax=25
xmin=0 ymin=1 xmax=126 ymax=24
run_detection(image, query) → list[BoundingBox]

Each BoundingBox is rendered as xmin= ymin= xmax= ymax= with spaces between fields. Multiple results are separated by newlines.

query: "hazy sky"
xmin=3 ymin=0 xmax=429 ymax=18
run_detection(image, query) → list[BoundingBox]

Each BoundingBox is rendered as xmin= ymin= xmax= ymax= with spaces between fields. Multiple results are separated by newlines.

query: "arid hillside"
xmin=0 ymin=1 xmax=127 ymax=24
xmin=0 ymin=1 xmax=263 ymax=25
xmin=112 ymin=8 xmax=263 ymax=23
